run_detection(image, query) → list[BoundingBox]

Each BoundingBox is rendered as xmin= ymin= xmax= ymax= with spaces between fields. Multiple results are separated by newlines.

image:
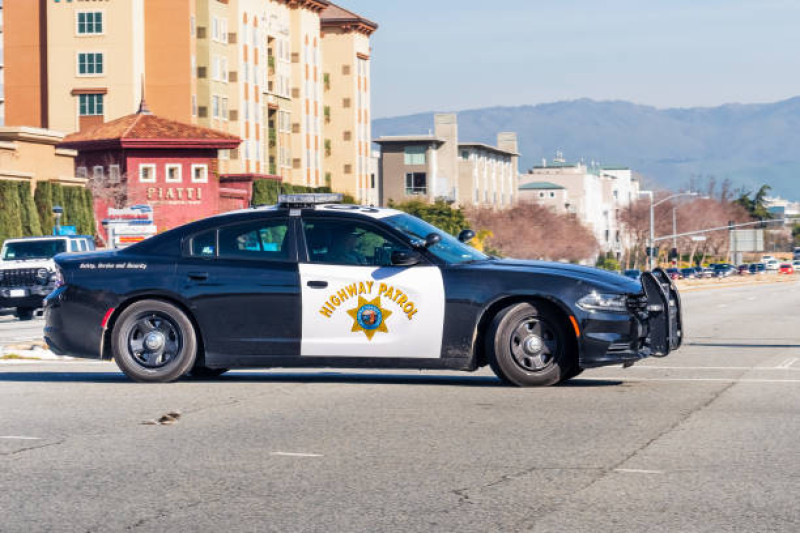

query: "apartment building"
xmin=0 ymin=0 xmax=5 ymax=126
xmin=320 ymin=4 xmax=377 ymax=204
xmin=3 ymin=0 xmax=376 ymax=200
xmin=375 ymin=113 xmax=519 ymax=208
xmin=519 ymin=158 xmax=640 ymax=255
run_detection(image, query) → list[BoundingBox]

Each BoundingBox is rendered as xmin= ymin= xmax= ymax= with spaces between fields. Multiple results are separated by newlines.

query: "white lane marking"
xmin=717 ymin=304 xmax=728 ymax=308
xmin=614 ymin=468 xmax=665 ymax=475
xmin=777 ymin=358 xmax=798 ymax=369
xmin=0 ymin=436 xmax=42 ymax=440
xmin=746 ymin=297 xmax=757 ymax=301
xmin=584 ymin=376 xmax=800 ymax=383
xmin=269 ymin=452 xmax=324 ymax=458
xmin=633 ymin=365 xmax=800 ymax=371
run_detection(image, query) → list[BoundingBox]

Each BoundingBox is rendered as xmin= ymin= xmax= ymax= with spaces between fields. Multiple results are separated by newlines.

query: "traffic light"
xmin=669 ymin=248 xmax=678 ymax=259
xmin=646 ymin=246 xmax=660 ymax=257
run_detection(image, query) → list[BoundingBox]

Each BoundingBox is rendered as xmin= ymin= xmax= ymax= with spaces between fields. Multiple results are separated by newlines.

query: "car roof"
xmin=3 ymin=235 xmax=91 ymax=243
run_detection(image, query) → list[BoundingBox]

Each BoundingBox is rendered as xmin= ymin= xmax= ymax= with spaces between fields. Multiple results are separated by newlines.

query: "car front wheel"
xmin=111 ymin=300 xmax=198 ymax=383
xmin=486 ymin=302 xmax=576 ymax=387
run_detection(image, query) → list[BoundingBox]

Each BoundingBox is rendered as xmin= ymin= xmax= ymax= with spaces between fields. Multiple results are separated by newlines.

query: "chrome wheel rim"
xmin=127 ymin=313 xmax=182 ymax=369
xmin=509 ymin=317 xmax=558 ymax=372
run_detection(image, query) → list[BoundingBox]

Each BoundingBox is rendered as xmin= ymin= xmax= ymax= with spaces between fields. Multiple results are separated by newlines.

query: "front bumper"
xmin=0 ymin=286 xmax=53 ymax=309
xmin=579 ymin=268 xmax=683 ymax=368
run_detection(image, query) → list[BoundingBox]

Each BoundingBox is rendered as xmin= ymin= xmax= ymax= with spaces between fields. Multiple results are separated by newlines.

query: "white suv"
xmin=0 ymin=236 xmax=95 ymax=320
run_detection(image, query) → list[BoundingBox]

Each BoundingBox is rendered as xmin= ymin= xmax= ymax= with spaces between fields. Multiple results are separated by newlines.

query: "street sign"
xmin=730 ymin=229 xmax=764 ymax=253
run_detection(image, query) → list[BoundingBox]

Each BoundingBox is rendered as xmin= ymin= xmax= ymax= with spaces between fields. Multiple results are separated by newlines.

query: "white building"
xmin=519 ymin=158 xmax=640 ymax=256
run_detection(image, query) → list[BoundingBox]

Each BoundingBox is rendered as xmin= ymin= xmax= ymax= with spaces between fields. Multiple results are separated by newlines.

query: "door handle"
xmin=307 ymin=280 xmax=328 ymax=289
xmin=188 ymin=272 xmax=209 ymax=281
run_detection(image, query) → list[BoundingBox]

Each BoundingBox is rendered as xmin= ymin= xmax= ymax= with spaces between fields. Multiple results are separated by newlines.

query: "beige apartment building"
xmin=376 ymin=114 xmax=519 ymax=208
xmin=519 ymin=157 xmax=641 ymax=255
xmin=0 ymin=0 xmax=5 ymax=126
xmin=3 ymin=0 xmax=376 ymax=200
xmin=0 ymin=126 xmax=86 ymax=189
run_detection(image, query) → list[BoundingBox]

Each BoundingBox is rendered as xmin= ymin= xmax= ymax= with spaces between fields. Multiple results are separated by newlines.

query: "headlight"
xmin=576 ymin=292 xmax=628 ymax=313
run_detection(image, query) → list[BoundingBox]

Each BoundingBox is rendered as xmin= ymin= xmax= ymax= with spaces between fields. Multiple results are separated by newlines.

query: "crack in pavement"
xmin=1 ymin=438 xmax=66 ymax=458
xmin=125 ymin=497 xmax=224 ymax=530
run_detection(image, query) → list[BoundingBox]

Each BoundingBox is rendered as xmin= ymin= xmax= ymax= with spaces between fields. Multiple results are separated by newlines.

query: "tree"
xmin=734 ymin=185 xmax=772 ymax=220
xmin=466 ymin=202 xmax=598 ymax=262
xmin=388 ymin=200 xmax=468 ymax=236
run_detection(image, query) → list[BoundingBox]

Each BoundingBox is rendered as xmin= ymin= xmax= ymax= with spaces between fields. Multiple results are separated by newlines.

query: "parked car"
xmin=765 ymin=259 xmax=780 ymax=272
xmin=680 ymin=268 xmax=698 ymax=279
xmin=0 ymin=235 xmax=96 ymax=320
xmin=713 ymin=264 xmax=737 ymax=278
xmin=737 ymin=264 xmax=751 ymax=275
xmin=700 ymin=267 xmax=714 ymax=278
xmin=778 ymin=263 xmax=795 ymax=275
xmin=623 ymin=269 xmax=642 ymax=281
xmin=749 ymin=263 xmax=766 ymax=275
xmin=792 ymin=259 xmax=800 ymax=269
xmin=665 ymin=268 xmax=682 ymax=280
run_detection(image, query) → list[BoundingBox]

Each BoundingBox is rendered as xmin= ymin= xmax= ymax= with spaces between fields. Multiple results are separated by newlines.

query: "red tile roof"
xmin=60 ymin=112 xmax=241 ymax=149
xmin=321 ymin=2 xmax=378 ymax=32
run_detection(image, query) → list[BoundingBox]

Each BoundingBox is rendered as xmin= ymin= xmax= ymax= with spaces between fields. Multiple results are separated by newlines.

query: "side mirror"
xmin=458 ymin=229 xmax=476 ymax=243
xmin=424 ymin=233 xmax=442 ymax=248
xmin=391 ymin=250 xmax=422 ymax=267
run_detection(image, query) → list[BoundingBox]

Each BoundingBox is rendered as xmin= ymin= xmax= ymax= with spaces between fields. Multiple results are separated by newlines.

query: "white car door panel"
xmin=300 ymin=263 xmax=445 ymax=358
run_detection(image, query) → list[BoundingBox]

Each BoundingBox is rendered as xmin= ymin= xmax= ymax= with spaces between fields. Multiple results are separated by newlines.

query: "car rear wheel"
xmin=111 ymin=300 xmax=198 ymax=383
xmin=486 ymin=302 xmax=576 ymax=387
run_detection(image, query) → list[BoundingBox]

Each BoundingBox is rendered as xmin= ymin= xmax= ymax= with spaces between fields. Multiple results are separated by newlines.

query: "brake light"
xmin=101 ymin=308 xmax=115 ymax=329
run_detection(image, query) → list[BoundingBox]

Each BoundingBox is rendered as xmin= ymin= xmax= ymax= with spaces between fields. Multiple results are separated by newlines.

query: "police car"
xmin=44 ymin=194 xmax=683 ymax=386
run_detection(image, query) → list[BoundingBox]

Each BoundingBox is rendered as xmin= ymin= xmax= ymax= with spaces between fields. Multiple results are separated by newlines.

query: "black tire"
xmin=188 ymin=366 xmax=229 ymax=379
xmin=111 ymin=300 xmax=198 ymax=383
xmin=486 ymin=302 xmax=576 ymax=387
xmin=15 ymin=308 xmax=35 ymax=321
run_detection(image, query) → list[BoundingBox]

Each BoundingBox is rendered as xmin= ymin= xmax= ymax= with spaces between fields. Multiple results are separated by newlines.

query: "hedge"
xmin=33 ymin=182 xmax=96 ymax=237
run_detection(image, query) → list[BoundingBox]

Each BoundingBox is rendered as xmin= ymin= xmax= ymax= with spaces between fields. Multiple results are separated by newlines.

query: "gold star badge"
xmin=347 ymin=295 xmax=392 ymax=340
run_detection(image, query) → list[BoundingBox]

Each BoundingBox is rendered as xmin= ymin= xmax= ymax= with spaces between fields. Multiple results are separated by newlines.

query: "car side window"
xmin=303 ymin=219 xmax=411 ymax=267
xmin=191 ymin=230 xmax=217 ymax=258
xmin=218 ymin=219 xmax=291 ymax=261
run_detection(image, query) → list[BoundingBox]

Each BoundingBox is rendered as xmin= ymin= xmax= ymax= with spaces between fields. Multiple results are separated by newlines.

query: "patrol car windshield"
xmin=384 ymin=214 xmax=489 ymax=264
xmin=2 ymin=240 xmax=67 ymax=261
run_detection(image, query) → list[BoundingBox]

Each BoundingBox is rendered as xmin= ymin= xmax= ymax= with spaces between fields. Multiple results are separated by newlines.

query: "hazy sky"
xmin=343 ymin=0 xmax=800 ymax=118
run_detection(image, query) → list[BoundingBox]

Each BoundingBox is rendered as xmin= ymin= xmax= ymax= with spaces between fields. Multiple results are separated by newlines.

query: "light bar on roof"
xmin=277 ymin=193 xmax=343 ymax=207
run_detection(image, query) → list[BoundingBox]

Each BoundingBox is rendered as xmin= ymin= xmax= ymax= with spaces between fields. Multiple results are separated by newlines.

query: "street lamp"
xmin=641 ymin=191 xmax=698 ymax=271
xmin=52 ymin=205 xmax=64 ymax=236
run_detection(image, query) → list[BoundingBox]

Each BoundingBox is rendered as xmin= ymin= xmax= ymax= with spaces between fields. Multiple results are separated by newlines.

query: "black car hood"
xmin=466 ymin=258 xmax=643 ymax=293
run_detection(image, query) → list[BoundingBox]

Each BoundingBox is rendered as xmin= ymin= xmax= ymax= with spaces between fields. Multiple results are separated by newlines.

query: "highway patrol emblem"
xmin=347 ymin=296 xmax=392 ymax=340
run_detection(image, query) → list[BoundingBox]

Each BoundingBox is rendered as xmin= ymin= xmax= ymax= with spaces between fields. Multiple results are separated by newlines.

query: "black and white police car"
xmin=44 ymin=194 xmax=682 ymax=385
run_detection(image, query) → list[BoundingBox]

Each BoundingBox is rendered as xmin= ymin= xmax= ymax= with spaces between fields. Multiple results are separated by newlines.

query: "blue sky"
xmin=343 ymin=0 xmax=800 ymax=118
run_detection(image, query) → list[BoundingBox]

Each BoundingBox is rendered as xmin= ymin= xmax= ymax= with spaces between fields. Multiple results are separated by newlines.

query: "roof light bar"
xmin=277 ymin=193 xmax=343 ymax=207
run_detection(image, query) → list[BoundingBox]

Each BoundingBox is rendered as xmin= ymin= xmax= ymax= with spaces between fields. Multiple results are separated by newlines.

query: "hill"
xmin=372 ymin=97 xmax=800 ymax=199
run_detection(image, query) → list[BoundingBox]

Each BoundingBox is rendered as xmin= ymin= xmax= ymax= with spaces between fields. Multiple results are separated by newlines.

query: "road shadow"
xmin=0 ymin=370 xmax=623 ymax=387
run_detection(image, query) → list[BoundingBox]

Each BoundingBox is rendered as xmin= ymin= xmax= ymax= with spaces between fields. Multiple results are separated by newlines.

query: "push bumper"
xmin=579 ymin=268 xmax=683 ymax=368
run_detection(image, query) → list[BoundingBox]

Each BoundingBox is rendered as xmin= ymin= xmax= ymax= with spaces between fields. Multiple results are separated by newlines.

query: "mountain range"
xmin=372 ymin=97 xmax=800 ymax=200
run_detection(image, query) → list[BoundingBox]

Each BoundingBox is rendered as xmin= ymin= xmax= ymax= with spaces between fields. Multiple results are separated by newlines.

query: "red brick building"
xmin=58 ymin=107 xmax=265 ymax=242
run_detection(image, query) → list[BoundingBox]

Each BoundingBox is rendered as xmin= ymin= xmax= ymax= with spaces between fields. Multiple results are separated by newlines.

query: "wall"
xmin=3 ymin=0 xmax=47 ymax=127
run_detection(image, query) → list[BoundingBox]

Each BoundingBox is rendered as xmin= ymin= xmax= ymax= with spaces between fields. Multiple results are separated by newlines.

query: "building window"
xmin=139 ymin=164 xmax=156 ymax=183
xmin=192 ymin=164 xmax=208 ymax=183
xmin=78 ymin=53 xmax=104 ymax=75
xmin=92 ymin=166 xmax=104 ymax=181
xmin=165 ymin=164 xmax=182 ymax=183
xmin=405 ymin=172 xmax=427 ymax=195
xmin=539 ymin=192 xmax=545 ymax=198
xmin=77 ymin=11 xmax=103 ymax=35
xmin=221 ymin=98 xmax=229 ymax=121
xmin=212 ymin=96 xmax=220 ymax=119
xmin=109 ymin=165 xmax=121 ymax=183
xmin=78 ymin=94 xmax=104 ymax=116
xmin=549 ymin=192 xmax=555 ymax=198
xmin=76 ymin=167 xmax=88 ymax=179
xmin=404 ymin=146 xmax=426 ymax=166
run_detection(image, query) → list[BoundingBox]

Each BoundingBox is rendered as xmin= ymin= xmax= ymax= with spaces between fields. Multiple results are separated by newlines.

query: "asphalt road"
xmin=0 ymin=312 xmax=46 ymax=348
xmin=2 ymin=281 xmax=800 ymax=532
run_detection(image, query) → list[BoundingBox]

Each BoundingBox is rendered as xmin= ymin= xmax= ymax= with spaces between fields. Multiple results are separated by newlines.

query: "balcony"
xmin=405 ymin=187 xmax=427 ymax=196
